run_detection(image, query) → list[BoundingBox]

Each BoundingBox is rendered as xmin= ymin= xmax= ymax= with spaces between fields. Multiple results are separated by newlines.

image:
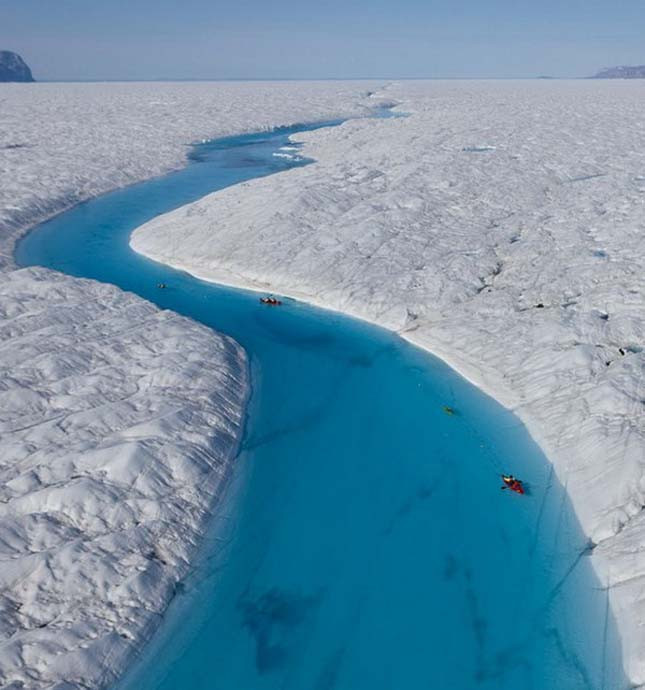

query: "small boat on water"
xmin=501 ymin=474 xmax=525 ymax=495
xmin=260 ymin=296 xmax=282 ymax=306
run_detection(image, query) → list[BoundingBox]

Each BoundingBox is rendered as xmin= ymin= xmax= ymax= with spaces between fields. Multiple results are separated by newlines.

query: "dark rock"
xmin=0 ymin=51 xmax=35 ymax=82
xmin=591 ymin=65 xmax=645 ymax=79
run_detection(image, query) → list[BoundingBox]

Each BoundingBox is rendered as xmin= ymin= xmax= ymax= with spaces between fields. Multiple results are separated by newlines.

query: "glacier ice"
xmin=0 ymin=80 xmax=378 ymax=269
xmin=0 ymin=268 xmax=248 ymax=689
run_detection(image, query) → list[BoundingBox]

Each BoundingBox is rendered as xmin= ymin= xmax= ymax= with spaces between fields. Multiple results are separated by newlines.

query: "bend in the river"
xmin=15 ymin=111 xmax=627 ymax=689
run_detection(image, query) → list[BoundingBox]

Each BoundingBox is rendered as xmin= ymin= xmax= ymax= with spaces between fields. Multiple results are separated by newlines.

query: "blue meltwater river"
xmin=15 ymin=114 xmax=627 ymax=689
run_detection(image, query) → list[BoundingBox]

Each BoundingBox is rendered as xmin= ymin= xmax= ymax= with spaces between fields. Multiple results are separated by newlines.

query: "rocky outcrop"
xmin=592 ymin=65 xmax=645 ymax=79
xmin=0 ymin=51 xmax=34 ymax=82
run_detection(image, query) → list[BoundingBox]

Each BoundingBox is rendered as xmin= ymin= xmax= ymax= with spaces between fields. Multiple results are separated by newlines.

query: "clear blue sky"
xmin=2 ymin=0 xmax=645 ymax=80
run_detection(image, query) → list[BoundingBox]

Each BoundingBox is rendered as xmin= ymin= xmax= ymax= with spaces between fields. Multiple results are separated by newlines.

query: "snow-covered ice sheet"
xmin=0 ymin=267 xmax=248 ymax=689
xmin=0 ymin=80 xmax=380 ymax=268
xmin=132 ymin=80 xmax=645 ymax=685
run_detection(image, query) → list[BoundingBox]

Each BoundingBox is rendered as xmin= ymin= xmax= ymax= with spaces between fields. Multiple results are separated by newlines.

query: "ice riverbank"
xmin=0 ymin=267 xmax=248 ymax=688
xmin=131 ymin=80 xmax=645 ymax=685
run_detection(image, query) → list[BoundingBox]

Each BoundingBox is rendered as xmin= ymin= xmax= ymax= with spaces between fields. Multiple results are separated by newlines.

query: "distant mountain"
xmin=0 ymin=51 xmax=35 ymax=82
xmin=591 ymin=65 xmax=645 ymax=79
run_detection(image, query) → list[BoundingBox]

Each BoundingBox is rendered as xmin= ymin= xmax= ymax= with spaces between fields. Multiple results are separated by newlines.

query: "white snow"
xmin=0 ymin=267 xmax=248 ymax=689
xmin=131 ymin=80 xmax=645 ymax=685
xmin=0 ymin=80 xmax=381 ymax=269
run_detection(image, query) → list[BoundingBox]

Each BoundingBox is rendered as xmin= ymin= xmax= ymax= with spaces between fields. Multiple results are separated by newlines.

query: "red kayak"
xmin=260 ymin=297 xmax=282 ymax=306
xmin=501 ymin=475 xmax=525 ymax=495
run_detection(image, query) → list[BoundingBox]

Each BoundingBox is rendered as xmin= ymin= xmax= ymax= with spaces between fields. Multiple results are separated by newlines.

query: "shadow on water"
xmin=15 ymin=109 xmax=628 ymax=689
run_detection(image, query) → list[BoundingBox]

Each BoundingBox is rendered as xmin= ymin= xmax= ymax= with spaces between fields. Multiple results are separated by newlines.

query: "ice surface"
xmin=0 ymin=267 xmax=248 ymax=689
xmin=131 ymin=80 xmax=645 ymax=685
xmin=0 ymin=80 xmax=379 ymax=269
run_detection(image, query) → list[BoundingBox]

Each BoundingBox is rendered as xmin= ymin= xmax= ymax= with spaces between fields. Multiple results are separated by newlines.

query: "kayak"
xmin=501 ymin=475 xmax=525 ymax=495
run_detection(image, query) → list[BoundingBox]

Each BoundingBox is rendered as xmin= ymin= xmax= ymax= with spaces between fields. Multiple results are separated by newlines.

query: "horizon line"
xmin=15 ymin=75 xmax=592 ymax=84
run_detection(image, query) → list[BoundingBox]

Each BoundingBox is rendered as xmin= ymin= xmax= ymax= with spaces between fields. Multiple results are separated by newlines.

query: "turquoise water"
xmin=15 ymin=117 xmax=626 ymax=689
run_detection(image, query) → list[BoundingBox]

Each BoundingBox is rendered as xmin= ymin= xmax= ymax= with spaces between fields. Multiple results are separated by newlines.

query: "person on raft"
xmin=501 ymin=475 xmax=525 ymax=494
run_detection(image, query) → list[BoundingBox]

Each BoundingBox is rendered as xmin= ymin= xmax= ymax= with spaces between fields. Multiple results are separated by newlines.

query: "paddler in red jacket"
xmin=501 ymin=475 xmax=525 ymax=495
